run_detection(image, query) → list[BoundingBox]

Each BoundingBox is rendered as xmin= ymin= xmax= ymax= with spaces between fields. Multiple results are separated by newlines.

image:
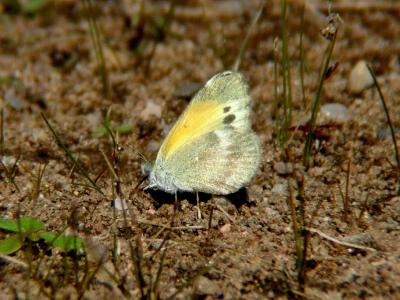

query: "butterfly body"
xmin=148 ymin=71 xmax=261 ymax=195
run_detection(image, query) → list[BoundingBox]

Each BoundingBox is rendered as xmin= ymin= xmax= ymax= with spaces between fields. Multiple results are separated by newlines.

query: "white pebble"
xmin=348 ymin=60 xmax=373 ymax=94
xmin=140 ymin=100 xmax=162 ymax=120
xmin=113 ymin=198 xmax=128 ymax=211
xmin=321 ymin=103 xmax=351 ymax=122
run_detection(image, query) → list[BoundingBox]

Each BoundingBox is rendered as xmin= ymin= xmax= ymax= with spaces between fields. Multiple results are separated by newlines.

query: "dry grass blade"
xmin=83 ymin=0 xmax=109 ymax=97
xmin=41 ymin=113 xmax=104 ymax=195
xmin=318 ymin=1 xmax=400 ymax=12
xmin=280 ymin=0 xmax=293 ymax=138
xmin=31 ymin=163 xmax=47 ymax=201
xmin=367 ymin=64 xmax=400 ymax=192
xmin=299 ymin=2 xmax=307 ymax=108
xmin=232 ymin=4 xmax=263 ymax=71
xmin=0 ymin=108 xmax=4 ymax=156
xmin=306 ymin=227 xmax=377 ymax=252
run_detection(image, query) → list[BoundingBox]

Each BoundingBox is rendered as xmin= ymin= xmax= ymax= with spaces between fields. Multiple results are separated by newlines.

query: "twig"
xmin=0 ymin=254 xmax=28 ymax=269
xmin=215 ymin=204 xmax=235 ymax=223
xmin=318 ymin=1 xmax=400 ymax=12
xmin=137 ymin=219 xmax=205 ymax=231
xmin=306 ymin=227 xmax=377 ymax=252
xmin=344 ymin=156 xmax=352 ymax=223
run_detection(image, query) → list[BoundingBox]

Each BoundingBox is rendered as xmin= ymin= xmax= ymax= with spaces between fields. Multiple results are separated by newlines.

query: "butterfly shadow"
xmin=147 ymin=187 xmax=250 ymax=209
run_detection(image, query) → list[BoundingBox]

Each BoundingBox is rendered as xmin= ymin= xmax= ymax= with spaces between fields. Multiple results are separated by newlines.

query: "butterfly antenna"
xmin=137 ymin=151 xmax=148 ymax=163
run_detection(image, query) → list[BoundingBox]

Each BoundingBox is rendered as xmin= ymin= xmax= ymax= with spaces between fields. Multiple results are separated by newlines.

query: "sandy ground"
xmin=0 ymin=0 xmax=399 ymax=299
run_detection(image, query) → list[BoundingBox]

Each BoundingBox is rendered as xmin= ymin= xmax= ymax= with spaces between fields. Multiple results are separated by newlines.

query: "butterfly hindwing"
xmin=164 ymin=128 xmax=261 ymax=194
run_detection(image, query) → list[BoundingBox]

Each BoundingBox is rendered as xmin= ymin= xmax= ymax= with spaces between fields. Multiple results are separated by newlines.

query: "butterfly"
xmin=147 ymin=71 xmax=261 ymax=195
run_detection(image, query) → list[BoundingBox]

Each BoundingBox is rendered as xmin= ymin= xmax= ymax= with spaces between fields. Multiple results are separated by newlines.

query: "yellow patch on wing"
xmin=160 ymin=100 xmax=221 ymax=157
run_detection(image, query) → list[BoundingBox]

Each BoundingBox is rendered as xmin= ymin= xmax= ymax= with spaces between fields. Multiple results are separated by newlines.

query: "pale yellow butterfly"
xmin=147 ymin=71 xmax=261 ymax=195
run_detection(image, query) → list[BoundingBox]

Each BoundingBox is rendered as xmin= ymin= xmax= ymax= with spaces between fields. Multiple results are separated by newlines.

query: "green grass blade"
xmin=303 ymin=30 xmax=337 ymax=168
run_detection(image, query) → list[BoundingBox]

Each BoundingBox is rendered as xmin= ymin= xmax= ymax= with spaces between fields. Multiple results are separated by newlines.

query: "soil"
xmin=0 ymin=0 xmax=399 ymax=299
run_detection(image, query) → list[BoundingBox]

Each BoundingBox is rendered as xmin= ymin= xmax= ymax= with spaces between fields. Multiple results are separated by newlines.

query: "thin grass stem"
xmin=232 ymin=4 xmax=263 ymax=71
xmin=41 ymin=113 xmax=103 ymax=195
xmin=303 ymin=31 xmax=337 ymax=168
xmin=367 ymin=64 xmax=400 ymax=192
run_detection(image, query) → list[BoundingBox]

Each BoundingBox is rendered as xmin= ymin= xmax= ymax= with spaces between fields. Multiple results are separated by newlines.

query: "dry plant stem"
xmin=306 ymin=227 xmax=377 ymax=252
xmin=358 ymin=191 xmax=369 ymax=226
xmin=31 ymin=163 xmax=47 ymax=201
xmin=208 ymin=200 xmax=214 ymax=230
xmin=0 ymin=157 xmax=20 ymax=192
xmin=232 ymin=4 xmax=263 ymax=71
xmin=137 ymin=219 xmax=205 ymax=231
xmin=272 ymin=38 xmax=280 ymax=120
xmin=318 ymin=1 xmax=400 ymax=12
xmin=296 ymin=175 xmax=308 ymax=290
xmin=303 ymin=30 xmax=337 ymax=168
xmin=84 ymin=0 xmax=109 ymax=97
xmin=287 ymin=177 xmax=306 ymax=291
xmin=280 ymin=0 xmax=293 ymax=140
xmin=344 ymin=157 xmax=352 ymax=223
xmin=367 ymin=64 xmax=400 ymax=189
xmin=0 ymin=254 xmax=28 ymax=269
xmin=152 ymin=245 xmax=168 ymax=298
xmin=299 ymin=2 xmax=307 ymax=108
xmin=0 ymin=107 xmax=4 ymax=156
xmin=216 ymin=204 xmax=235 ymax=223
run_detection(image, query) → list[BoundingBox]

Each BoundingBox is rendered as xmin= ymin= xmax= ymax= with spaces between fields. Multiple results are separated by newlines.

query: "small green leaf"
xmin=0 ymin=234 xmax=23 ymax=254
xmin=94 ymin=126 xmax=108 ymax=137
xmin=115 ymin=125 xmax=132 ymax=134
xmin=19 ymin=217 xmax=45 ymax=233
xmin=0 ymin=217 xmax=44 ymax=233
xmin=40 ymin=232 xmax=85 ymax=252
xmin=22 ymin=0 xmax=50 ymax=15
xmin=0 ymin=219 xmax=20 ymax=232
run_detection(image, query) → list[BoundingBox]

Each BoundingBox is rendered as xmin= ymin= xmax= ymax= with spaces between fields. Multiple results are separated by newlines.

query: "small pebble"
xmin=195 ymin=276 xmax=223 ymax=297
xmin=348 ymin=60 xmax=373 ymax=94
xmin=5 ymin=90 xmax=24 ymax=110
xmin=271 ymin=182 xmax=288 ymax=196
xmin=146 ymin=140 xmax=160 ymax=153
xmin=140 ymin=100 xmax=162 ymax=120
xmin=1 ymin=156 xmax=17 ymax=168
xmin=219 ymin=223 xmax=231 ymax=234
xmin=215 ymin=197 xmax=236 ymax=214
xmin=274 ymin=161 xmax=293 ymax=175
xmin=320 ymin=103 xmax=351 ymax=122
xmin=377 ymin=127 xmax=399 ymax=140
xmin=113 ymin=198 xmax=128 ymax=211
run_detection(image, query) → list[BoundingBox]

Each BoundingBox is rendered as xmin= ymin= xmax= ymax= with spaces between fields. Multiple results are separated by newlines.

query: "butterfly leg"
xmin=208 ymin=195 xmax=214 ymax=230
xmin=196 ymin=192 xmax=202 ymax=220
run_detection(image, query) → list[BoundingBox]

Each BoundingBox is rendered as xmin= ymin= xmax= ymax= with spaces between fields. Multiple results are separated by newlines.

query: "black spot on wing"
xmin=223 ymin=106 xmax=231 ymax=113
xmin=223 ymin=114 xmax=236 ymax=125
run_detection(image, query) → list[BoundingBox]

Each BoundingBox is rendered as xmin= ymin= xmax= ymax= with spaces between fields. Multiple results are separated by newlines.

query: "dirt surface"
xmin=0 ymin=0 xmax=400 ymax=299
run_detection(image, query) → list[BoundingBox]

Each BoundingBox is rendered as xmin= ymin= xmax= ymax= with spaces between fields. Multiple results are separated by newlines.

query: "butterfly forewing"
xmin=158 ymin=71 xmax=251 ymax=159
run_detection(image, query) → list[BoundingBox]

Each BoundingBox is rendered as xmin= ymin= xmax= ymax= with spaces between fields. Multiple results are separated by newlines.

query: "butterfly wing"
xmin=163 ymin=128 xmax=261 ymax=194
xmin=150 ymin=71 xmax=261 ymax=194
xmin=158 ymin=71 xmax=251 ymax=158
